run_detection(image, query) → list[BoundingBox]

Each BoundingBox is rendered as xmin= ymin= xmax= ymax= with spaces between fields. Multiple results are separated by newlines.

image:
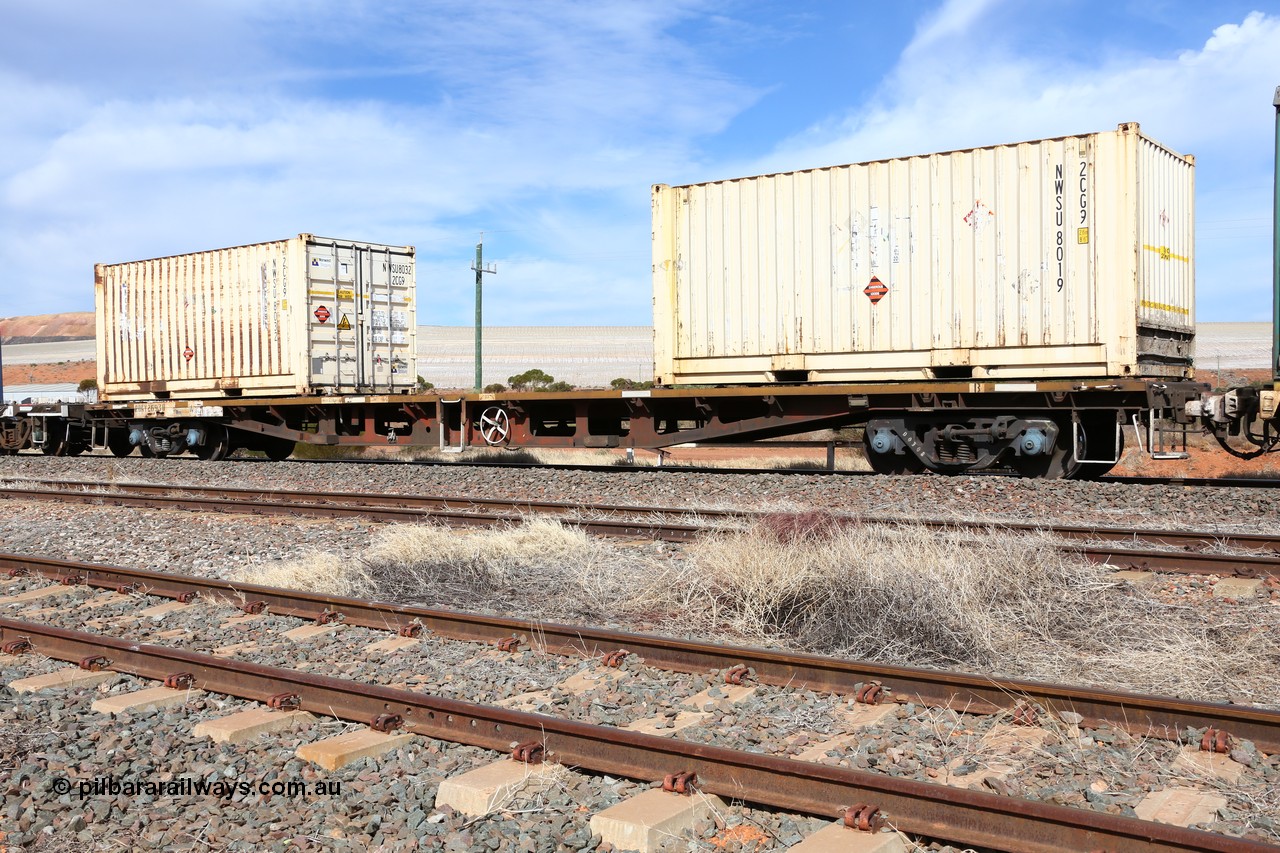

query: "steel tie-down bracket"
xmin=268 ymin=692 xmax=301 ymax=711
xmin=1011 ymin=702 xmax=1039 ymax=726
xmin=511 ymin=741 xmax=546 ymax=764
xmin=842 ymin=804 xmax=882 ymax=832
xmin=164 ymin=672 xmax=196 ymax=689
xmin=855 ymin=683 xmax=884 ymax=705
xmin=601 ymin=649 xmax=630 ymax=668
xmin=370 ymin=713 xmax=403 ymax=733
xmin=662 ymin=771 xmax=698 ymax=795
xmin=1200 ymin=728 xmax=1233 ymax=754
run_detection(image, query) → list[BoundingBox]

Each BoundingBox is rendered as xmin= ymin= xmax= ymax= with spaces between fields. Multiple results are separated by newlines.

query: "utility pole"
xmin=0 ymin=322 xmax=5 ymax=407
xmin=471 ymin=236 xmax=497 ymax=390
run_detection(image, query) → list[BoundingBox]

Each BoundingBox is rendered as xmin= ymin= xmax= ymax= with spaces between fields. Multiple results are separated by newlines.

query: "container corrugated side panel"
xmin=1136 ymin=137 xmax=1195 ymax=331
xmin=98 ymin=239 xmax=305 ymax=400
xmin=654 ymin=126 xmax=1191 ymax=386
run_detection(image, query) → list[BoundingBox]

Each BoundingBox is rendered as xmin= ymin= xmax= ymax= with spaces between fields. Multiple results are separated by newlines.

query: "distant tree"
xmin=483 ymin=383 xmax=507 ymax=393
xmin=507 ymin=369 xmax=554 ymax=391
xmin=610 ymin=377 xmax=654 ymax=390
xmin=77 ymin=378 xmax=98 ymax=392
xmin=415 ymin=375 xmax=434 ymax=392
xmin=545 ymin=380 xmax=575 ymax=392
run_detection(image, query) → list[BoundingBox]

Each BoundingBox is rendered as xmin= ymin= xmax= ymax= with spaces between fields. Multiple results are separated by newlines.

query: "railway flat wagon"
xmin=652 ymin=123 xmax=1195 ymax=386
xmin=96 ymin=235 xmax=417 ymax=401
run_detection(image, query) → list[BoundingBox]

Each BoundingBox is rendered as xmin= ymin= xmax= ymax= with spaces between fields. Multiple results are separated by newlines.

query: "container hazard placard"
xmin=337 ymin=314 xmax=351 ymax=331
xmin=314 ymin=305 xmax=331 ymax=324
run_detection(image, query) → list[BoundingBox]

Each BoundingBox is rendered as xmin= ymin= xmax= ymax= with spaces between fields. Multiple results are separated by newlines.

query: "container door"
xmin=305 ymin=242 xmax=360 ymax=392
xmin=354 ymin=245 xmax=415 ymax=393
xmin=306 ymin=240 xmax=415 ymax=394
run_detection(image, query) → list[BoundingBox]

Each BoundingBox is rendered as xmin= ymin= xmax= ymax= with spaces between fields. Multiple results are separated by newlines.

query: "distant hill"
xmin=0 ymin=311 xmax=94 ymax=343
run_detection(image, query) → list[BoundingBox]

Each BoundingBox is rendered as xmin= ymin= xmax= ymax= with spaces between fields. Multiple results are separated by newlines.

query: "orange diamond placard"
xmin=863 ymin=277 xmax=888 ymax=304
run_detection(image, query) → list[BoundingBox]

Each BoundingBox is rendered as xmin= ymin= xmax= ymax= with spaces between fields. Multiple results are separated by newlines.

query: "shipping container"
xmin=96 ymin=235 xmax=416 ymax=400
xmin=652 ymin=123 xmax=1194 ymax=385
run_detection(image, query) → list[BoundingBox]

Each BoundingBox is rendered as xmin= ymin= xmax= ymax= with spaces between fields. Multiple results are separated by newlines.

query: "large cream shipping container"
xmin=652 ymin=123 xmax=1194 ymax=385
xmin=96 ymin=235 xmax=416 ymax=400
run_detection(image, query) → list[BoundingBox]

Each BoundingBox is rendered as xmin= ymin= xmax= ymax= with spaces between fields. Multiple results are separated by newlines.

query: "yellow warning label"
xmin=1140 ymin=299 xmax=1190 ymax=316
xmin=337 ymin=314 xmax=352 ymax=331
xmin=1077 ymin=227 xmax=1089 ymax=244
xmin=1142 ymin=244 xmax=1189 ymax=263
xmin=337 ymin=288 xmax=354 ymax=299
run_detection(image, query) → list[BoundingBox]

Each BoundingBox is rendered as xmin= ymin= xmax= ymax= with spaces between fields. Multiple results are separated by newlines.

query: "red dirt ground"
xmin=1 ymin=361 xmax=96 ymax=388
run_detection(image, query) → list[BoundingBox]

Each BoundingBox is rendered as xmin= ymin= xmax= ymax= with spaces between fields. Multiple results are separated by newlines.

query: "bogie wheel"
xmin=262 ymin=437 xmax=296 ymax=461
xmin=193 ymin=425 xmax=233 ymax=461
xmin=479 ymin=407 xmax=511 ymax=446
xmin=107 ymin=430 xmax=135 ymax=458
xmin=862 ymin=430 xmax=927 ymax=475
xmin=1013 ymin=418 xmax=1080 ymax=479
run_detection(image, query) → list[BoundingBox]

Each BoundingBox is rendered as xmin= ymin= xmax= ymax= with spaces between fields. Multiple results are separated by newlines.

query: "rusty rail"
xmin=2 ymin=479 xmax=1280 ymax=573
xmin=0 ymin=485 xmax=707 ymax=541
xmin=0 ymin=617 xmax=1269 ymax=853
xmin=3 ymin=553 xmax=1278 ymax=753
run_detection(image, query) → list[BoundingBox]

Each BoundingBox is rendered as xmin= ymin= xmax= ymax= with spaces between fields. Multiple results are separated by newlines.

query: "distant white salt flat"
xmin=1 ymin=338 xmax=96 ymax=364
xmin=1195 ymin=323 xmax=1271 ymax=370
xmin=2 ymin=323 xmax=1270 ymax=383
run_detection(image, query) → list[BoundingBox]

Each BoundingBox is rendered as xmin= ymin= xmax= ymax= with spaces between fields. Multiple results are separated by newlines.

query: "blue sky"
xmin=2 ymin=0 xmax=1278 ymax=325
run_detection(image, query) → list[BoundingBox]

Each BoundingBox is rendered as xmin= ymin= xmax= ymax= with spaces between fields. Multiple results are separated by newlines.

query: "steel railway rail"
xmin=0 ymin=615 xmax=1274 ymax=852
xmin=2 ymin=479 xmax=1279 ymax=577
xmin=1 ymin=616 xmax=1264 ymax=853
xmin=3 ymin=553 xmax=1278 ymax=753
xmin=10 ymin=446 xmax=1280 ymax=488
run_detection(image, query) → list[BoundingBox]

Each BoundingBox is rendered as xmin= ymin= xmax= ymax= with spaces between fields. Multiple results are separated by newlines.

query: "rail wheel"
xmin=1012 ymin=417 xmax=1080 ymax=479
xmin=106 ymin=429 xmax=134 ymax=458
xmin=862 ymin=430 xmax=927 ymax=475
xmin=193 ymin=425 xmax=233 ymax=461
xmin=262 ymin=437 xmax=295 ymax=461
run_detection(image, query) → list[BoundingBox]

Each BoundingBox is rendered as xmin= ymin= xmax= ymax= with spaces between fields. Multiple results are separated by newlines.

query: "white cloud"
xmin=0 ymin=1 xmax=756 ymax=320
xmin=743 ymin=7 xmax=1280 ymax=320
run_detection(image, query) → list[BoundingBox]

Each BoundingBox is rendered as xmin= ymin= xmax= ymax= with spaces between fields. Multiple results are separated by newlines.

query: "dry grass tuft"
xmin=229 ymin=517 xmax=1279 ymax=704
xmin=357 ymin=519 xmax=668 ymax=622
xmin=671 ymin=522 xmax=1280 ymax=702
xmin=756 ymin=509 xmax=857 ymax=543
xmin=230 ymin=551 xmax=374 ymax=598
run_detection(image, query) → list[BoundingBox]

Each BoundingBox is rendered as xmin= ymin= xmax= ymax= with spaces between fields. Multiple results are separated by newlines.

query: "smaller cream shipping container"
xmin=652 ymin=123 xmax=1194 ymax=385
xmin=96 ymin=235 xmax=416 ymax=400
